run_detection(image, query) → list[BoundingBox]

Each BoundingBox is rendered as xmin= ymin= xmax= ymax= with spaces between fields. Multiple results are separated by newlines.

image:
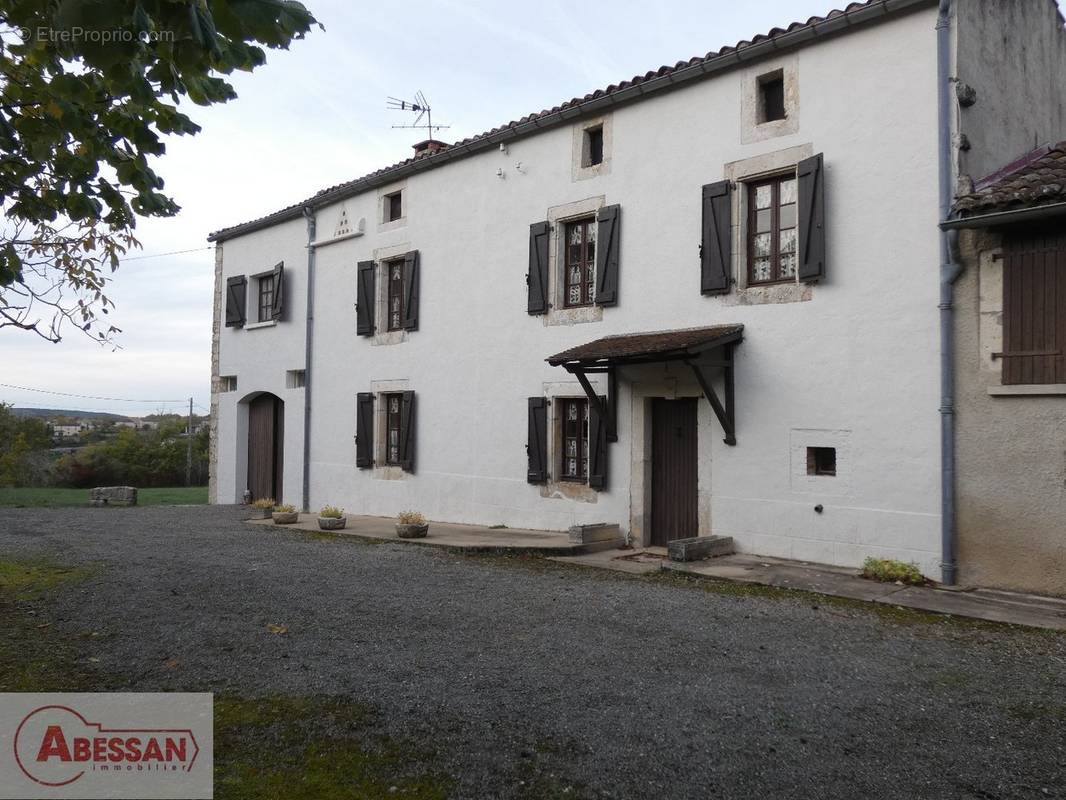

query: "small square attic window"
xmin=583 ymin=126 xmax=604 ymax=167
xmin=758 ymin=71 xmax=786 ymax=123
xmin=384 ymin=191 xmax=403 ymax=222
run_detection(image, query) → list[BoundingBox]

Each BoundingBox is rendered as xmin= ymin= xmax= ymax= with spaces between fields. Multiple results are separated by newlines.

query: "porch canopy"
xmin=546 ymin=324 xmax=744 ymax=445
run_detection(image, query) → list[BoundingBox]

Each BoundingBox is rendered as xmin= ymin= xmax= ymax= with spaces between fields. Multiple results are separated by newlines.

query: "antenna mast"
xmin=386 ymin=91 xmax=450 ymax=139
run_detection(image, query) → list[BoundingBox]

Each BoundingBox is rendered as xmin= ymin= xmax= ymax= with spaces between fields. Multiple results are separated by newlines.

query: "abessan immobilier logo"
xmin=0 ymin=693 xmax=213 ymax=799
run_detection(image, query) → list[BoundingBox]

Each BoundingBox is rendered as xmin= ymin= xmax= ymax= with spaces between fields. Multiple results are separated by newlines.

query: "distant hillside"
xmin=10 ymin=408 xmax=131 ymax=422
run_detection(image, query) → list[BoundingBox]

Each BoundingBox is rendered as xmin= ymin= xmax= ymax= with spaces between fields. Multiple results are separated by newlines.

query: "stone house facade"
xmin=208 ymin=0 xmax=1066 ymax=585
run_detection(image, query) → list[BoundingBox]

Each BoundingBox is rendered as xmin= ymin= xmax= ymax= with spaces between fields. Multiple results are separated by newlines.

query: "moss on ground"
xmin=0 ymin=557 xmax=97 ymax=692
xmin=469 ymin=551 xmax=1060 ymax=634
xmin=1006 ymin=702 xmax=1066 ymax=722
xmin=214 ymin=696 xmax=452 ymax=800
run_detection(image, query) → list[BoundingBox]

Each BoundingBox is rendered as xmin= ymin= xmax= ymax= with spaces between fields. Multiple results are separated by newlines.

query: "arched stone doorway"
xmin=247 ymin=393 xmax=283 ymax=502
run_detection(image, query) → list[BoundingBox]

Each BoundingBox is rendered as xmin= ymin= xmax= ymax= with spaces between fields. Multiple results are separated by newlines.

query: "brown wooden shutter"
xmin=588 ymin=395 xmax=608 ymax=490
xmin=399 ymin=390 xmax=416 ymax=472
xmin=595 ymin=204 xmax=620 ymax=306
xmin=355 ymin=393 xmax=374 ymax=468
xmin=356 ymin=260 xmax=376 ymax=336
xmin=797 ymin=153 xmax=826 ymax=282
xmin=527 ymin=221 xmax=550 ymax=314
xmin=1002 ymin=231 xmax=1066 ymax=385
xmin=270 ymin=262 xmax=284 ymax=320
xmin=527 ymin=397 xmax=548 ymax=484
xmin=401 ymin=250 xmax=420 ymax=331
xmin=225 ymin=275 xmax=247 ymax=328
xmin=701 ymin=181 xmax=732 ymax=295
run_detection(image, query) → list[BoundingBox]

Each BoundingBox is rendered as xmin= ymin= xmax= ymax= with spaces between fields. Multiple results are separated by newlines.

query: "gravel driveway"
xmin=1 ymin=505 xmax=1063 ymax=799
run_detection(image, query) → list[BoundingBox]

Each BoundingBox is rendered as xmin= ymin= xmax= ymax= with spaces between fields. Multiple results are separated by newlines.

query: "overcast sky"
xmin=2 ymin=0 xmax=1062 ymax=417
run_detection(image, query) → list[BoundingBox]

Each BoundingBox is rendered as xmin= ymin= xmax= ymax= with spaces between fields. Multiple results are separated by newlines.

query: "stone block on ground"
xmin=668 ymin=536 xmax=734 ymax=562
xmin=89 ymin=486 xmax=138 ymax=507
xmin=568 ymin=523 xmax=622 ymax=545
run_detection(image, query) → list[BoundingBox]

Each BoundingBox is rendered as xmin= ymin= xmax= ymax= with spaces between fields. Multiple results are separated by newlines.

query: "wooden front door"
xmin=247 ymin=393 xmax=283 ymax=502
xmin=650 ymin=398 xmax=698 ymax=547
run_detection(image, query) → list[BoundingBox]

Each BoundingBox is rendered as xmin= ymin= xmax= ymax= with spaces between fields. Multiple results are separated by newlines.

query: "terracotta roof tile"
xmin=953 ymin=142 xmax=1066 ymax=215
xmin=546 ymin=325 xmax=744 ymax=366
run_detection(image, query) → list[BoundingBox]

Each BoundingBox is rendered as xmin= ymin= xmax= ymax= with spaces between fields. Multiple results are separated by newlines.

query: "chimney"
xmin=412 ymin=139 xmax=449 ymax=158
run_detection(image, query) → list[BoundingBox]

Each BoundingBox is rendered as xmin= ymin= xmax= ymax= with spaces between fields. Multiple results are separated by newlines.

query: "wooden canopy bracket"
xmin=685 ymin=344 xmax=736 ymax=446
xmin=569 ymin=365 xmax=617 ymax=442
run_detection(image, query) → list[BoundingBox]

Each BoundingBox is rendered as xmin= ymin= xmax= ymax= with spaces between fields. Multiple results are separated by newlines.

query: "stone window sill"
xmin=987 ymin=384 xmax=1066 ymax=397
xmin=245 ymin=320 xmax=277 ymax=331
xmin=546 ymin=304 xmax=603 ymax=327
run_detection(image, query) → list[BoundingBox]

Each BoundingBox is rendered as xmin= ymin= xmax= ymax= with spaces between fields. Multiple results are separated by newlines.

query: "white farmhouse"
xmin=208 ymin=0 xmax=1066 ymax=583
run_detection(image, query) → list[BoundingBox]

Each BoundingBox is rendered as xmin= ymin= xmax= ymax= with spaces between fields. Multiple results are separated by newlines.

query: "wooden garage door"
xmin=247 ymin=393 xmax=283 ymax=502
xmin=650 ymin=398 xmax=698 ymax=547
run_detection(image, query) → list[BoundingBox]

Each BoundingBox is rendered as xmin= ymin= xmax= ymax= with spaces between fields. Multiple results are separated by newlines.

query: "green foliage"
xmin=52 ymin=419 xmax=209 ymax=488
xmin=0 ymin=0 xmax=320 ymax=341
xmin=0 ymin=403 xmax=52 ymax=485
xmin=860 ymin=557 xmax=926 ymax=585
xmin=318 ymin=505 xmax=343 ymax=518
xmin=273 ymin=503 xmax=295 ymax=513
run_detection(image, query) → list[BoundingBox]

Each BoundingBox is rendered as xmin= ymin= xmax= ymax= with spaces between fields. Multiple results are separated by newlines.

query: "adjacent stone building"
xmin=946 ymin=143 xmax=1066 ymax=595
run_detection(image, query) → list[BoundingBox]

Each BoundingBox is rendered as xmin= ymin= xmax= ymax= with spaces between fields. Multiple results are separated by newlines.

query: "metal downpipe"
xmin=301 ymin=206 xmax=316 ymax=513
xmin=937 ymin=0 xmax=962 ymax=585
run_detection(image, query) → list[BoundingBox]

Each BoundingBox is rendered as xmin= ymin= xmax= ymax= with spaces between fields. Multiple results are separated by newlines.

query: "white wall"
xmin=218 ymin=7 xmax=948 ymax=573
xmin=214 ymin=217 xmax=308 ymax=505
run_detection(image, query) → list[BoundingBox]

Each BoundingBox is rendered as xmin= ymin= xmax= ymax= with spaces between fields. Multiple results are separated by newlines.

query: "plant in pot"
xmin=318 ymin=505 xmax=347 ymax=531
xmin=248 ymin=498 xmax=275 ymax=520
xmin=396 ymin=510 xmax=428 ymax=539
xmin=272 ymin=503 xmax=299 ymax=525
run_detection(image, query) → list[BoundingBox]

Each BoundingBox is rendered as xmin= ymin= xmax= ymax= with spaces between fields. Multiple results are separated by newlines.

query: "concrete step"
xmin=668 ymin=535 xmax=735 ymax=562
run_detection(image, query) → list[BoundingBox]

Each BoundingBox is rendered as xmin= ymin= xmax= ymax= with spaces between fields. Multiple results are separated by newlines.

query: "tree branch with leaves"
xmin=0 ymin=0 xmax=320 ymax=343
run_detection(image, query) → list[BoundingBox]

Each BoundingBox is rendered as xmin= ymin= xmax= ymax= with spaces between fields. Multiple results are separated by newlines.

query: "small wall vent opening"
xmin=286 ymin=370 xmax=306 ymax=389
xmin=758 ymin=70 xmax=786 ymax=123
xmin=806 ymin=446 xmax=836 ymax=477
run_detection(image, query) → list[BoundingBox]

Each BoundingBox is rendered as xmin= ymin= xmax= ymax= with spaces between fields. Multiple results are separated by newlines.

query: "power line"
xmin=119 ymin=246 xmax=214 ymax=263
xmin=0 ymin=382 xmax=186 ymax=403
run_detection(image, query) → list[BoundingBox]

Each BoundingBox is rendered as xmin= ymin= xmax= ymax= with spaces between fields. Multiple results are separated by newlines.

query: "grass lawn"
xmin=0 ymin=486 xmax=207 ymax=507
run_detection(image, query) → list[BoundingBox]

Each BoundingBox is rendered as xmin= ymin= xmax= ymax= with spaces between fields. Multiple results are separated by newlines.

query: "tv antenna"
xmin=387 ymin=91 xmax=450 ymax=138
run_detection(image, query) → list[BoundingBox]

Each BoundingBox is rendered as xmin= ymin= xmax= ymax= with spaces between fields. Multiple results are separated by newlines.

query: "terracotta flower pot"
xmin=272 ymin=511 xmax=299 ymax=525
xmin=317 ymin=516 xmax=346 ymax=531
xmin=396 ymin=523 xmax=428 ymax=539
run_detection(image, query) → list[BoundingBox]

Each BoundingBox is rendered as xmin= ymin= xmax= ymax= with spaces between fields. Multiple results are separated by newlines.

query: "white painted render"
xmin=214 ymin=216 xmax=308 ymax=506
xmin=214 ymin=6 xmax=955 ymax=574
